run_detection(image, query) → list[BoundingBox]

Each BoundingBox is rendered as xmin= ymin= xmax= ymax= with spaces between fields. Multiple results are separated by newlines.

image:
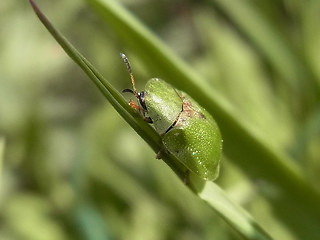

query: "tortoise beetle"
xmin=121 ymin=53 xmax=222 ymax=181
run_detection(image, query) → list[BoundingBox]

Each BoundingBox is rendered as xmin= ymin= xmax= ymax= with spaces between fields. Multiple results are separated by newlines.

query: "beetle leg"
xmin=183 ymin=170 xmax=190 ymax=186
xmin=129 ymin=100 xmax=142 ymax=111
xmin=156 ymin=149 xmax=191 ymax=185
xmin=156 ymin=149 xmax=164 ymax=159
xmin=156 ymin=147 xmax=169 ymax=159
xmin=143 ymin=116 xmax=153 ymax=123
xmin=128 ymin=100 xmax=153 ymax=123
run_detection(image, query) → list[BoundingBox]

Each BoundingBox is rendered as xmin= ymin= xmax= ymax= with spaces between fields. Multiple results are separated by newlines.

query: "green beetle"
xmin=121 ymin=53 xmax=222 ymax=181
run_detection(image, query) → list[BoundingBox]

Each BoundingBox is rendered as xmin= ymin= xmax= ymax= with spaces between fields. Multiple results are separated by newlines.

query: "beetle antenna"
xmin=120 ymin=53 xmax=137 ymax=96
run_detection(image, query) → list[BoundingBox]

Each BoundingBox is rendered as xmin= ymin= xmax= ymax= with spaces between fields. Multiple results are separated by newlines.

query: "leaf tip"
xmin=29 ymin=0 xmax=37 ymax=11
xmin=29 ymin=0 xmax=42 ymax=19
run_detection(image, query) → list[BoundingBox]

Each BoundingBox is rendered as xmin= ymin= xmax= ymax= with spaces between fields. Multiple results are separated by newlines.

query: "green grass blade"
xmin=29 ymin=0 xmax=159 ymax=154
xmin=210 ymin=0 xmax=302 ymax=89
xmin=29 ymin=0 xmax=191 ymax=182
xmin=0 ymin=137 xmax=4 ymax=178
xmin=210 ymin=0 xmax=320 ymax=110
xmin=193 ymin=181 xmax=273 ymax=240
xmin=86 ymin=0 xmax=320 ymax=221
xmin=29 ymin=1 xmax=275 ymax=239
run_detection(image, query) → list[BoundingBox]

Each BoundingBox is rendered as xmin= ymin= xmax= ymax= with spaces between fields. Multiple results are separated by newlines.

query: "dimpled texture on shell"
xmin=145 ymin=78 xmax=182 ymax=135
xmin=162 ymin=92 xmax=222 ymax=181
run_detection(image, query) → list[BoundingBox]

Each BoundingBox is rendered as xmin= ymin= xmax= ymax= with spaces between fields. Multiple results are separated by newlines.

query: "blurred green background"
xmin=1 ymin=0 xmax=320 ymax=240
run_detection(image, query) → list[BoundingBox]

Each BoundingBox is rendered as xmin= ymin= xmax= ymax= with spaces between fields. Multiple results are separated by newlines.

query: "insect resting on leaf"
xmin=121 ymin=53 xmax=222 ymax=181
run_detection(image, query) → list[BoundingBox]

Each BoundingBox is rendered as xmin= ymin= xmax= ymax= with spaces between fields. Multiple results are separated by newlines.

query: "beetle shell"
xmin=145 ymin=79 xmax=182 ymax=135
xmin=145 ymin=78 xmax=222 ymax=181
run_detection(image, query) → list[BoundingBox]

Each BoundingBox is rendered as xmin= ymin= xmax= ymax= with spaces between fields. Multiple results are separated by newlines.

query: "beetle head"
xmin=122 ymin=88 xmax=147 ymax=112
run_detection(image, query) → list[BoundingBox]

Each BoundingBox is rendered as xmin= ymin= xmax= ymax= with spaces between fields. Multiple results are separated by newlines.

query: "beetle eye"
xmin=138 ymin=92 xmax=144 ymax=99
